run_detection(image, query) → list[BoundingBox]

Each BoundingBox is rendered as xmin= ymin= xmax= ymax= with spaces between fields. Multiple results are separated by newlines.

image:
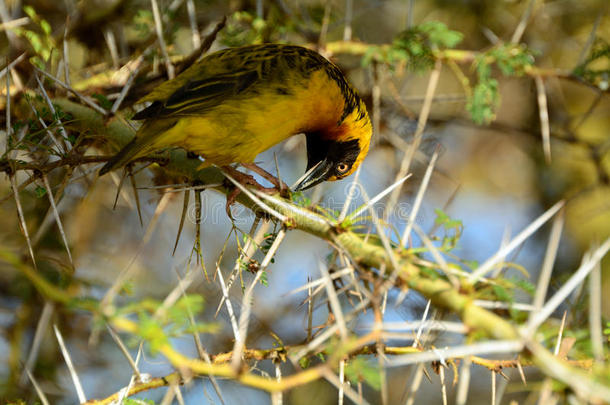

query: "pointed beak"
xmin=293 ymin=158 xmax=334 ymax=191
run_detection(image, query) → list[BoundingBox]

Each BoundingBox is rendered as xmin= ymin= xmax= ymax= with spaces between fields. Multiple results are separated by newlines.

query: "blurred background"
xmin=0 ymin=0 xmax=608 ymax=404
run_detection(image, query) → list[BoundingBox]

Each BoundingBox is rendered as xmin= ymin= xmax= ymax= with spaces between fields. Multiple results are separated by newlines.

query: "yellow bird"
xmin=100 ymin=44 xmax=372 ymax=191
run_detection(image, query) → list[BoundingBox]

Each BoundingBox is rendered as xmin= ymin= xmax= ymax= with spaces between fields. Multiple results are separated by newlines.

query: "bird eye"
xmin=336 ymin=163 xmax=349 ymax=175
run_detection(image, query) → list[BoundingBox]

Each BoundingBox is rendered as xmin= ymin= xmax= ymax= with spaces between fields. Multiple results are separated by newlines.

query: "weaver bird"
xmin=100 ymin=44 xmax=372 ymax=191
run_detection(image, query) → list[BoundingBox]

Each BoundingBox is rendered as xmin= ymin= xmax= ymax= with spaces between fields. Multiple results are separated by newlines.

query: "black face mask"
xmin=293 ymin=134 xmax=360 ymax=191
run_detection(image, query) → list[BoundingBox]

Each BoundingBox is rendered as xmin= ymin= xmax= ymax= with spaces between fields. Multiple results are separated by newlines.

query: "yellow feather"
xmin=100 ymin=44 xmax=372 ymax=185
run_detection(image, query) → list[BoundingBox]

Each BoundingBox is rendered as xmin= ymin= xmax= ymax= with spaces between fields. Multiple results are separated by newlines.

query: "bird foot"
xmin=242 ymin=163 xmax=291 ymax=199
xmin=241 ymin=163 xmax=282 ymax=188
xmin=222 ymin=165 xmax=278 ymax=218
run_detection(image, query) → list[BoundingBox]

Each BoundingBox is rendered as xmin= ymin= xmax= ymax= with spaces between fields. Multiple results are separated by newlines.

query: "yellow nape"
xmin=334 ymin=99 xmax=373 ymax=178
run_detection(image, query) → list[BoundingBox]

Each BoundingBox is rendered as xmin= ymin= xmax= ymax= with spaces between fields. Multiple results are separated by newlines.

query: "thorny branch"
xmin=3 ymin=97 xmax=609 ymax=403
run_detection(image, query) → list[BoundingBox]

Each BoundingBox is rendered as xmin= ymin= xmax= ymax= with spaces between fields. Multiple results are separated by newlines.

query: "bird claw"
xmin=225 ymin=187 xmax=241 ymax=219
xmin=241 ymin=163 xmax=282 ymax=189
xmin=241 ymin=163 xmax=291 ymax=198
xmin=222 ymin=165 xmax=279 ymax=218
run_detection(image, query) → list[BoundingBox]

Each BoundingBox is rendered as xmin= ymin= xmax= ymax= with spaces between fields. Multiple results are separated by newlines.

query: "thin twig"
xmin=100 ymin=193 xmax=172 ymax=308
xmin=231 ymin=229 xmax=287 ymax=370
xmin=348 ymin=175 xmax=411 ymax=220
xmin=385 ymin=59 xmax=442 ymax=218
xmin=553 ymin=310 xmax=568 ymax=356
xmin=103 ymin=27 xmax=120 ymax=70
xmin=413 ymin=300 xmax=431 ymax=348
xmin=440 ymin=365 xmax=447 ymax=405
xmin=319 ymin=261 xmax=349 ymax=340
xmin=372 ymin=63 xmax=381 ymax=136
xmin=20 ymin=302 xmax=55 ymax=386
xmin=343 ymin=0 xmax=353 ymax=41
xmin=307 ymin=276 xmax=314 ymax=341
xmin=111 ymin=52 xmax=147 ymax=114
xmin=216 ymin=262 xmax=241 ymax=342
xmin=534 ymin=75 xmax=551 ymax=163
xmin=576 ymin=11 xmax=602 ymax=66
xmin=388 ymin=340 xmax=524 ymax=368
xmin=338 ymin=167 xmax=361 ymax=223
xmin=510 ymin=0 xmax=536 ymax=44
xmin=525 ymin=238 xmax=610 ymax=334
xmin=54 ymin=324 xmax=87 ymax=403
xmin=338 ymin=358 xmax=345 ymax=405
xmin=24 ymin=94 xmax=64 ymax=152
xmin=172 ymin=189 xmax=190 ymax=255
xmin=34 ymin=72 xmax=71 ymax=151
xmin=531 ymin=208 xmax=564 ymax=312
xmin=401 ymin=147 xmax=439 ymax=246
xmin=455 ymin=356 xmax=472 ymax=405
xmin=106 ymin=325 xmax=142 ymax=379
xmin=318 ymin=2 xmax=332 ymax=48
xmin=25 ymin=368 xmax=50 ymax=405
xmin=589 ymin=259 xmax=603 ymax=361
xmin=150 ymin=0 xmax=175 ymax=78
xmin=169 ymin=268 xmax=226 ymax=404
xmin=185 ymin=0 xmax=201 ymax=49
xmin=0 ymin=53 xmax=26 ymax=81
xmin=404 ymin=363 xmax=425 ymax=405
xmin=215 ymin=218 xmax=269 ymax=316
xmin=10 ymin=175 xmax=38 ymax=269
xmin=469 ymin=201 xmax=564 ymax=283
xmin=42 ymin=174 xmax=74 ymax=268
xmin=285 ymin=267 xmax=354 ymax=296
xmin=410 ymin=223 xmax=460 ymax=287
xmin=5 ymin=55 xmax=11 ymax=155
xmin=272 ymin=362 xmax=282 ymax=405
xmin=128 ymin=167 xmax=144 ymax=226
xmin=322 ymin=367 xmax=371 ymax=405
xmin=34 ymin=67 xmax=108 ymax=115
xmin=63 ymin=22 xmax=70 ymax=86
xmin=491 ymin=371 xmax=496 ymax=405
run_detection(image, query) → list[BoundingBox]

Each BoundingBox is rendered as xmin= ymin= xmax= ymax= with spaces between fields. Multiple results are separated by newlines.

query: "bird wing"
xmin=133 ymin=45 xmax=328 ymax=120
xmin=132 ymin=69 xmax=260 ymax=119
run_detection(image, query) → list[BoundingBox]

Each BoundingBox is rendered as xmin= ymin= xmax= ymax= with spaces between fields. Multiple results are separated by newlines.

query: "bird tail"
xmin=99 ymin=120 xmax=175 ymax=175
xmin=99 ymin=137 xmax=143 ymax=175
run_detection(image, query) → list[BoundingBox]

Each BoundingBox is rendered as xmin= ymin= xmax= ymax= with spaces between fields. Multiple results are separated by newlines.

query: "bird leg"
xmin=240 ymin=163 xmax=281 ymax=189
xmin=241 ymin=162 xmax=291 ymax=199
xmin=221 ymin=165 xmax=276 ymax=218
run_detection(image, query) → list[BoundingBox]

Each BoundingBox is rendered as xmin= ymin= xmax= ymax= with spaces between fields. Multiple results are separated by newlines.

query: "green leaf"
xmin=462 ymin=259 xmax=479 ymax=270
xmin=421 ymin=266 xmax=440 ymax=279
xmin=419 ymin=21 xmax=463 ymax=48
xmin=367 ymin=21 xmax=462 ymax=71
xmin=22 ymin=6 xmax=37 ymax=19
xmin=466 ymin=44 xmax=534 ymax=124
xmin=492 ymin=284 xmax=512 ymax=303
xmin=40 ymin=20 xmax=52 ymax=35
xmin=185 ymin=322 xmax=220 ymax=334
xmin=573 ymin=37 xmax=610 ymax=91
xmin=34 ymin=185 xmax=47 ymax=198
xmin=344 ymin=358 xmax=381 ymax=390
xmin=168 ymin=294 xmax=205 ymax=326
xmin=138 ymin=313 xmax=169 ymax=354
xmin=433 ymin=209 xmax=463 ymax=250
xmin=468 ymin=79 xmax=498 ymax=125
xmin=260 ymin=270 xmax=268 ymax=286
xmin=511 ymin=277 xmax=536 ymax=297
xmin=92 ymin=93 xmax=113 ymax=110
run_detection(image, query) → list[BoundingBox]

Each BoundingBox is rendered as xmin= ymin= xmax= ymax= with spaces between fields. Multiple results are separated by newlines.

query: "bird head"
xmin=294 ymin=100 xmax=372 ymax=191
